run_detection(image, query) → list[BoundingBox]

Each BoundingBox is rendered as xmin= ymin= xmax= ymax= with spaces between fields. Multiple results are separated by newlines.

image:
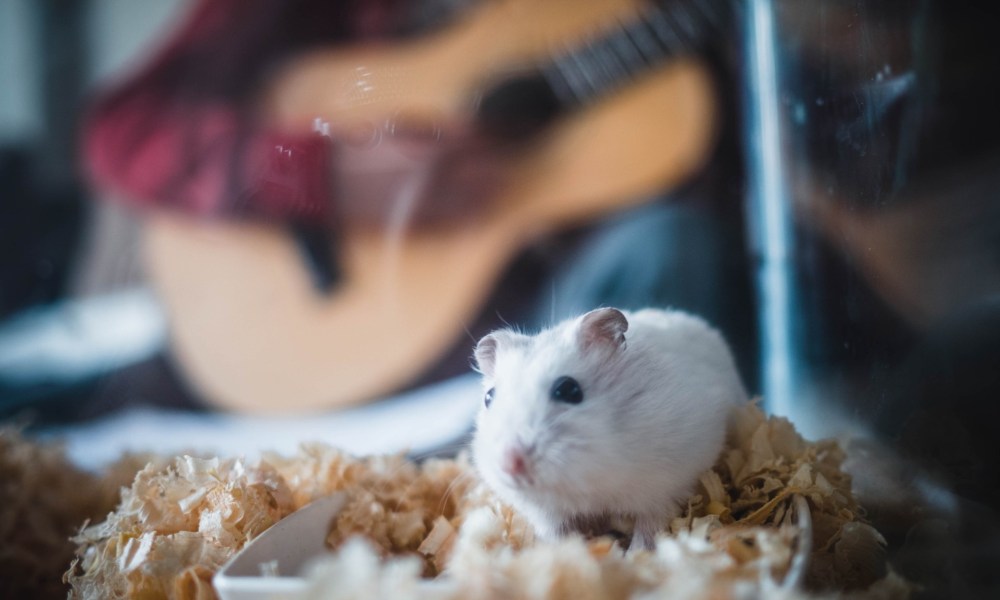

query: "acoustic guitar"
xmin=145 ymin=0 xmax=720 ymax=412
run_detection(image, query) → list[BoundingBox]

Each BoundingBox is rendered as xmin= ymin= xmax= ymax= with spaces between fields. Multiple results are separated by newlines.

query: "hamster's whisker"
xmin=437 ymin=471 xmax=475 ymax=517
xmin=361 ymin=455 xmax=420 ymax=499
xmin=550 ymin=281 xmax=557 ymax=325
xmin=408 ymin=432 xmax=473 ymax=463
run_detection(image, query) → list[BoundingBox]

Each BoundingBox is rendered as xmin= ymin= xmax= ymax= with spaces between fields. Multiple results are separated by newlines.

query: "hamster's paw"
xmin=630 ymin=514 xmax=663 ymax=553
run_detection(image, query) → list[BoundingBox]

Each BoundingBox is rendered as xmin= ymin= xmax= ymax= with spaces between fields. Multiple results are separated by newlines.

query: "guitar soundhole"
xmin=475 ymin=70 xmax=564 ymax=142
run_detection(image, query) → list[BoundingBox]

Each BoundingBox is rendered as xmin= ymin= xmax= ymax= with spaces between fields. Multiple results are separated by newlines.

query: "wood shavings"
xmin=50 ymin=401 xmax=908 ymax=599
xmin=320 ymin=454 xmax=479 ymax=577
xmin=63 ymin=446 xmax=480 ymax=597
xmin=418 ymin=517 xmax=457 ymax=573
xmin=66 ymin=455 xmax=297 ymax=599
xmin=0 ymin=427 xmax=150 ymax=599
xmin=668 ymin=402 xmax=890 ymax=592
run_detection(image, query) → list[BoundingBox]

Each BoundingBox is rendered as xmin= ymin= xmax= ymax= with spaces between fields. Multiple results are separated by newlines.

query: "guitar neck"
xmin=474 ymin=1 xmax=722 ymax=139
xmin=544 ymin=1 xmax=722 ymax=107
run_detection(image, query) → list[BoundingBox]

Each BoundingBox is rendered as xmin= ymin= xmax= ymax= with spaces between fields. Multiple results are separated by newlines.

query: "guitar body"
xmin=147 ymin=0 xmax=718 ymax=413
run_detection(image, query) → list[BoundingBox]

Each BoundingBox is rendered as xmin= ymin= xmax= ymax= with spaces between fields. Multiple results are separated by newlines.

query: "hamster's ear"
xmin=475 ymin=330 xmax=529 ymax=376
xmin=473 ymin=333 xmax=502 ymax=377
xmin=579 ymin=308 xmax=628 ymax=352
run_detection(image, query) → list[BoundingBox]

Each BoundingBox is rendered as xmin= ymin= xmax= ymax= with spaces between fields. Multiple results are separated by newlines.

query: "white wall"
xmin=85 ymin=0 xmax=193 ymax=85
xmin=0 ymin=0 xmax=41 ymax=143
xmin=0 ymin=0 xmax=192 ymax=145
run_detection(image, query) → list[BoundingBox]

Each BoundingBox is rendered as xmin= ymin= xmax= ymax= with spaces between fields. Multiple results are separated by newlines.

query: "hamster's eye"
xmin=550 ymin=376 xmax=583 ymax=404
xmin=484 ymin=387 xmax=495 ymax=408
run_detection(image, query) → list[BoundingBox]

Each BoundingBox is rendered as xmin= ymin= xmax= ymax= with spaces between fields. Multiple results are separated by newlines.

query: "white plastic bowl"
xmin=213 ymin=493 xmax=348 ymax=600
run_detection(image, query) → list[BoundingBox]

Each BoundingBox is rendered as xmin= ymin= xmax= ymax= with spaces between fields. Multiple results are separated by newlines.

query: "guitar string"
xmin=590 ymin=28 xmax=629 ymax=92
xmin=628 ymin=6 xmax=668 ymax=66
xmin=647 ymin=5 xmax=685 ymax=53
xmin=544 ymin=1 xmax=716 ymax=108
xmin=608 ymin=19 xmax=649 ymax=78
xmin=669 ymin=0 xmax=702 ymax=43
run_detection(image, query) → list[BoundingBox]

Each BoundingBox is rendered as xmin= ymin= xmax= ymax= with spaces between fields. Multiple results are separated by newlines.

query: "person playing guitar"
xmin=84 ymin=0 xmax=752 ymax=413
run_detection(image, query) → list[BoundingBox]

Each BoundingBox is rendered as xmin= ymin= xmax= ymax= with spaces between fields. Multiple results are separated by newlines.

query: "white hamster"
xmin=471 ymin=307 xmax=748 ymax=550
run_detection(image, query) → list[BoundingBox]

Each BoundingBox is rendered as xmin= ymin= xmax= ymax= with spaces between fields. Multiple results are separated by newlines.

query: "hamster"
xmin=471 ymin=307 xmax=748 ymax=550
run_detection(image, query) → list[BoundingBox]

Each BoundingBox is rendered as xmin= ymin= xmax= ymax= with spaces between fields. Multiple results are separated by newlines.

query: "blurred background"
xmin=1 ymin=0 xmax=999 ymax=596
xmin=1 ymin=0 xmax=191 ymax=417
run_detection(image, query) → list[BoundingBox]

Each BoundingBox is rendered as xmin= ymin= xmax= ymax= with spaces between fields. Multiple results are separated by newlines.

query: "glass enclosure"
xmin=745 ymin=0 xmax=1000 ymax=594
xmin=1 ymin=0 xmax=998 ymax=596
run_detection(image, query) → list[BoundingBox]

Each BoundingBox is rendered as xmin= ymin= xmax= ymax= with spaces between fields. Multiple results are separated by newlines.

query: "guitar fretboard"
xmin=543 ymin=1 xmax=723 ymax=107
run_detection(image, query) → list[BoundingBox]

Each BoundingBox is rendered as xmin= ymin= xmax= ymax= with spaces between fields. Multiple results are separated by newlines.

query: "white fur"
xmin=471 ymin=308 xmax=748 ymax=547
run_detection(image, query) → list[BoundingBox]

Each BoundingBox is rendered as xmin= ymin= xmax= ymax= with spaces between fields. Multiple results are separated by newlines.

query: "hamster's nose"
xmin=501 ymin=446 xmax=531 ymax=481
